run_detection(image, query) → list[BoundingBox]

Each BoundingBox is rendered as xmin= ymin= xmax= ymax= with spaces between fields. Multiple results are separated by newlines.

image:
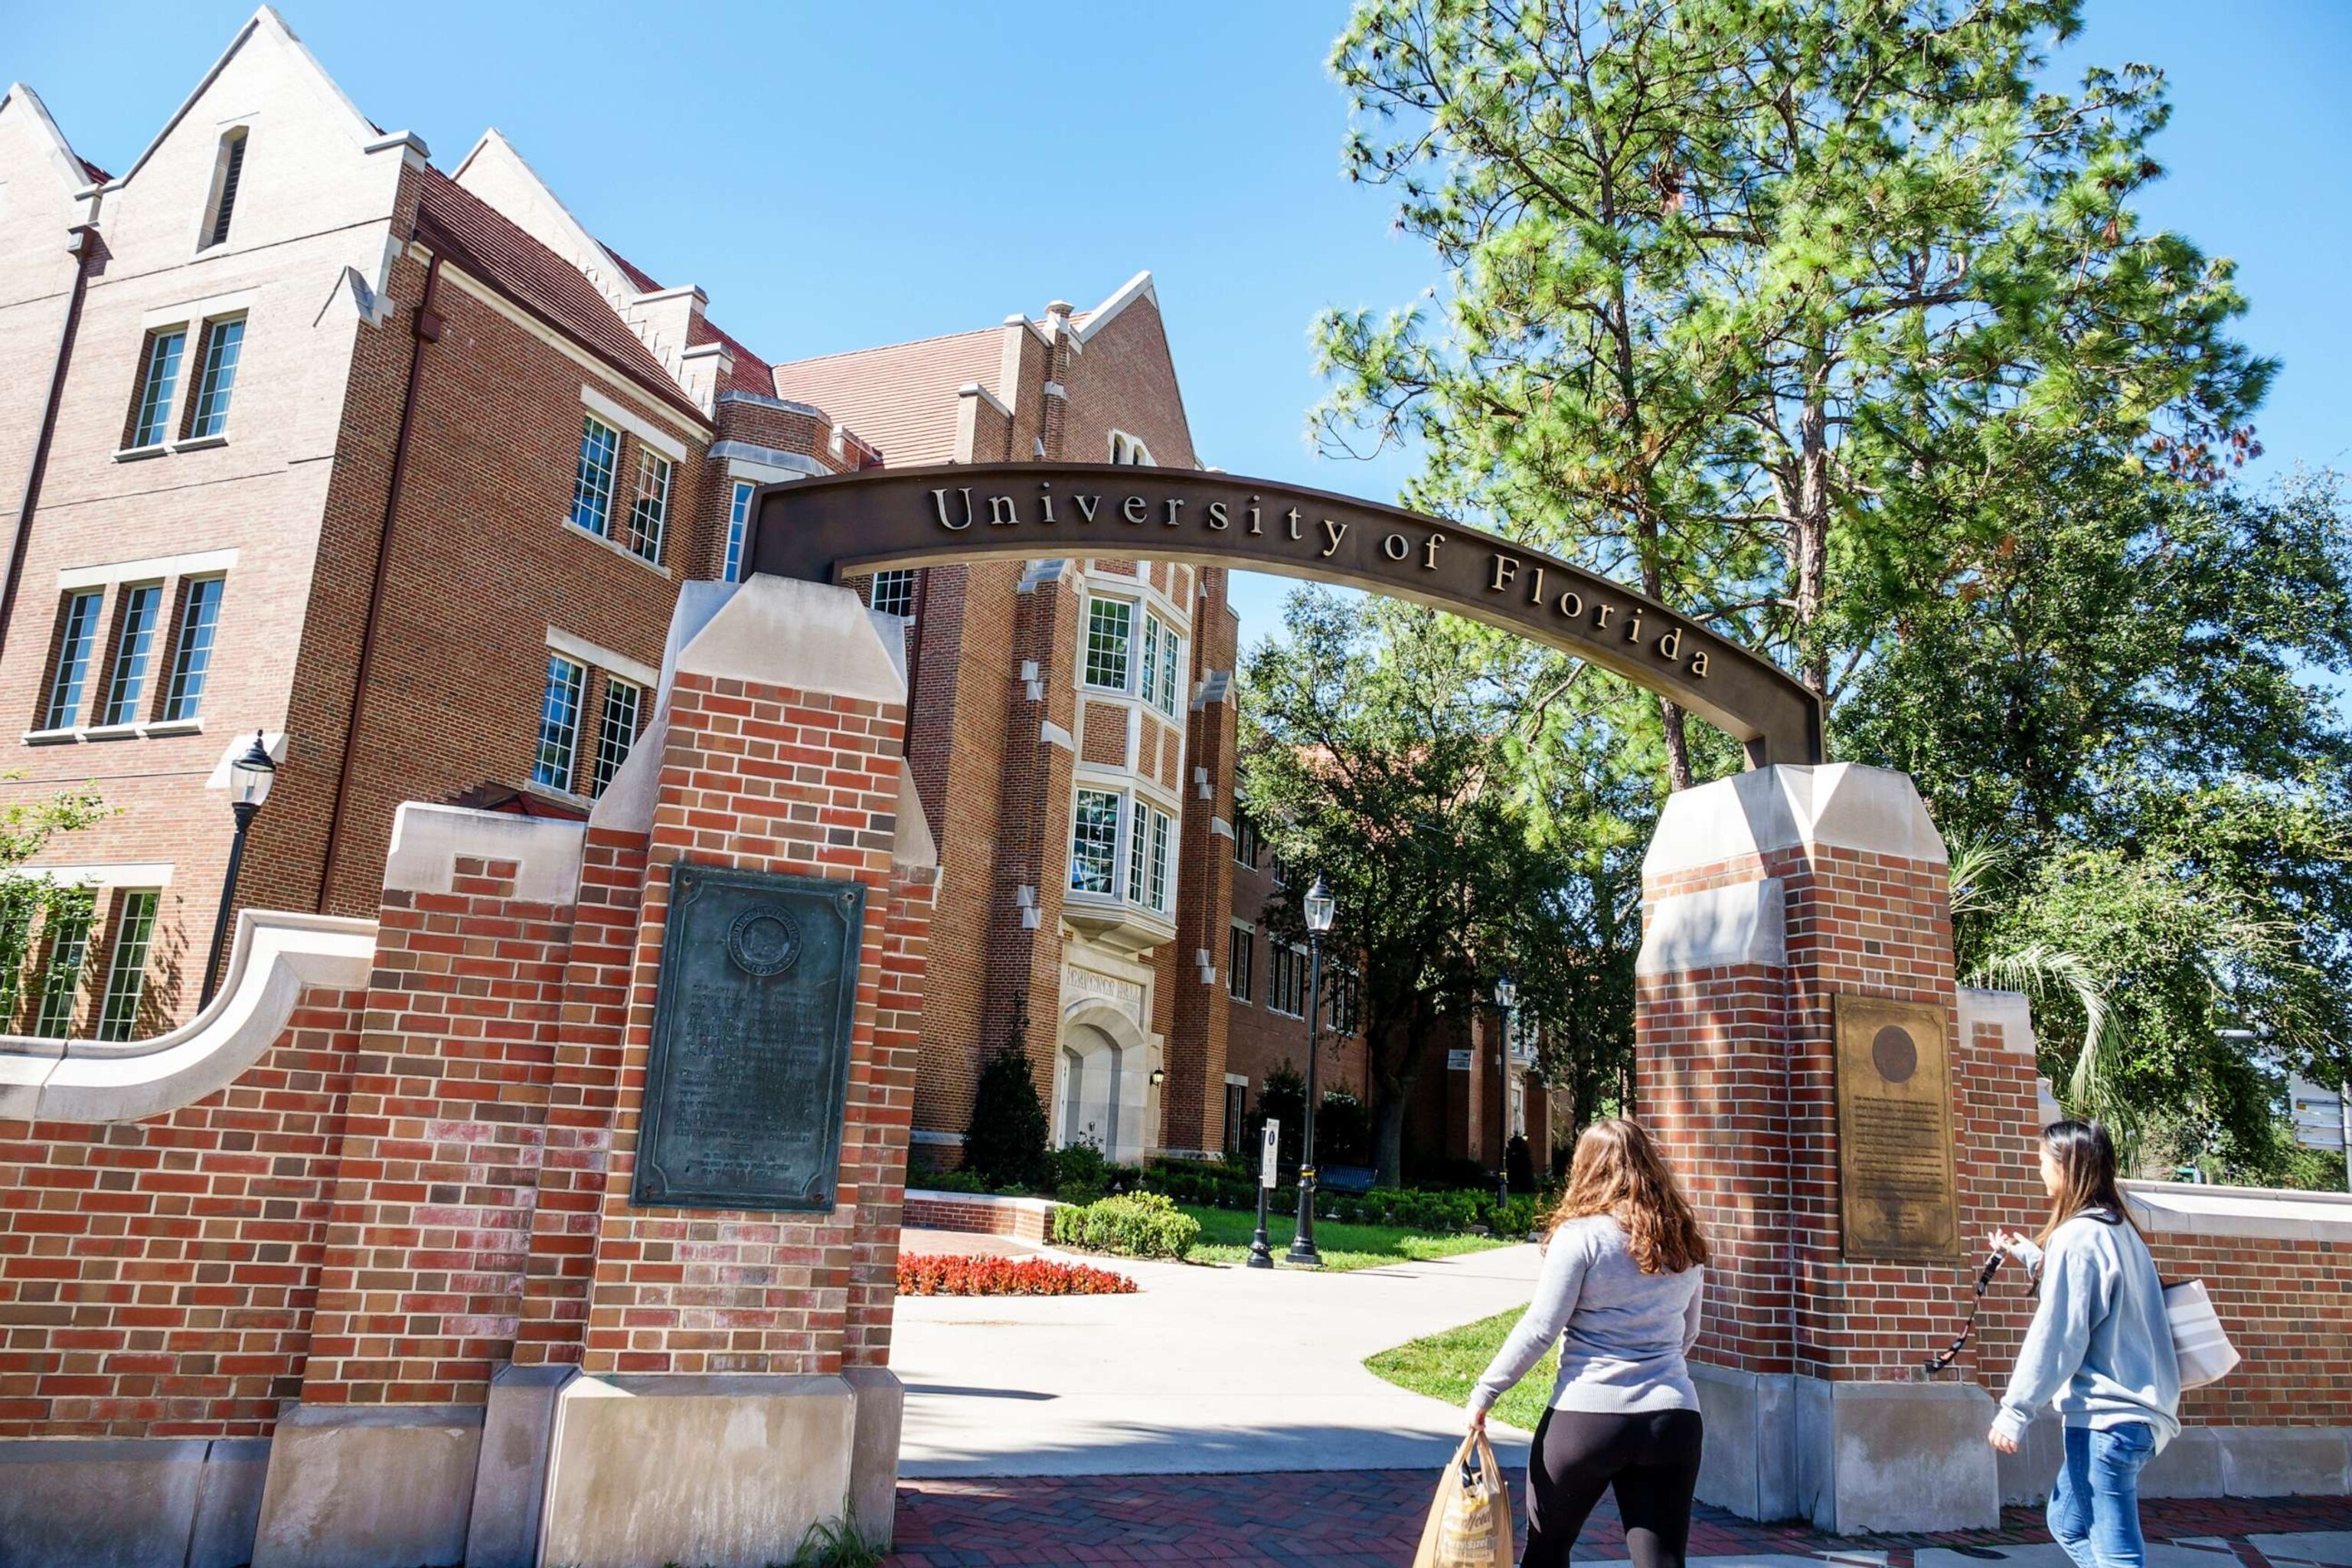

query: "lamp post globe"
xmin=201 ymin=732 xmax=277 ymax=1008
xmin=1288 ymin=874 xmax=1336 ymax=1267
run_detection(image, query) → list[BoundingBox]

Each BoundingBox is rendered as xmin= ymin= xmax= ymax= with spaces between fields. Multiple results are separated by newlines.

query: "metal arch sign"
xmin=747 ymin=462 xmax=1822 ymax=768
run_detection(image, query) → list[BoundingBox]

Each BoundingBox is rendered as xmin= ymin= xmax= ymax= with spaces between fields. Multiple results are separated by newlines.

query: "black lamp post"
xmin=200 ymin=732 xmax=277 ymax=1008
xmin=1494 ymin=973 xmax=1518 ymax=1203
xmin=1287 ymin=873 xmax=1336 ymax=1267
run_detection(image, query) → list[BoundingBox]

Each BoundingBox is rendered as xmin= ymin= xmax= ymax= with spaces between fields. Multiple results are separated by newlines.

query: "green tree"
xmin=1318 ymin=0 xmax=2268 ymax=786
xmin=0 ymin=777 xmax=113 ymax=1027
xmin=963 ymin=998 xmax=1052 ymax=1191
xmin=1242 ymin=589 xmax=1594 ymax=1183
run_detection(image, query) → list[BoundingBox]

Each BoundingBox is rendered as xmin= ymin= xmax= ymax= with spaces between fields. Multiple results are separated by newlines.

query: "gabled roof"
xmin=413 ymin=169 xmax=707 ymax=424
xmin=0 ymin=82 xmax=104 ymax=194
xmin=769 ymin=326 xmax=1008 ymax=467
xmin=101 ymin=6 xmax=418 ymax=194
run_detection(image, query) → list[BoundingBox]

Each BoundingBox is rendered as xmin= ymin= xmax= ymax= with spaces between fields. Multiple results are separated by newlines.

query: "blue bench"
xmin=1317 ymin=1165 xmax=1378 ymax=1195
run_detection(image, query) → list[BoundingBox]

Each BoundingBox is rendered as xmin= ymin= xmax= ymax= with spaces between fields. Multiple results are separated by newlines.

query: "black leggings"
xmin=1521 ymin=1407 xmax=1704 ymax=1568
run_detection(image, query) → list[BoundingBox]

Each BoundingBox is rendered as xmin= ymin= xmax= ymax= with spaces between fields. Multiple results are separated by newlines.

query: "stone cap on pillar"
xmin=1643 ymin=763 xmax=1946 ymax=880
xmin=590 ymin=576 xmax=913 ymax=838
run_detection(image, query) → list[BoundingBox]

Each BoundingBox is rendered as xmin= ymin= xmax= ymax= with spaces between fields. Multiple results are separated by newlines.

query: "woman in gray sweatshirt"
xmin=1988 ymin=1121 xmax=2182 ymax=1568
xmin=1467 ymin=1119 xmax=1707 ymax=1568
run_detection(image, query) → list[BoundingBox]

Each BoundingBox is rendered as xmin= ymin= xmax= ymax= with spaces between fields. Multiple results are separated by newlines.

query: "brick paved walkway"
xmin=885 ymin=1471 xmax=2352 ymax=1567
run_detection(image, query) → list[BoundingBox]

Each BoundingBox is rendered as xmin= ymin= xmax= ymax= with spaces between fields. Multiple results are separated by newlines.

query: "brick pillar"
xmin=1635 ymin=763 xmax=1999 ymax=1534
xmin=253 ymin=807 xmax=583 ymax=1568
xmin=528 ymin=577 xmax=926 ymax=1567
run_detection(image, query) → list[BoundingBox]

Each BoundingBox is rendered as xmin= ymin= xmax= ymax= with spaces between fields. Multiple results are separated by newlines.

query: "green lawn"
xmin=1180 ymin=1204 xmax=1512 ymax=1273
xmin=1364 ymin=1307 xmax=1554 ymax=1434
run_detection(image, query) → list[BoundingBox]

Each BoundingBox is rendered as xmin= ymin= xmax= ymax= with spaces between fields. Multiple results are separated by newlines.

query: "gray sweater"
xmin=1472 ymin=1215 xmax=1704 ymax=1416
xmin=1991 ymin=1210 xmax=2182 ymax=1452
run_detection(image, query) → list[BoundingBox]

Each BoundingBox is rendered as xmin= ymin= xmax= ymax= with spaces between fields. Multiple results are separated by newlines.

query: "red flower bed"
xmin=897 ymin=1253 xmax=1138 ymax=1297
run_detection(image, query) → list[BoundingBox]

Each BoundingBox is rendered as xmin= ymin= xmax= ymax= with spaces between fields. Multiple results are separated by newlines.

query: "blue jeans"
xmin=2049 ymin=1422 xmax=2157 ymax=1568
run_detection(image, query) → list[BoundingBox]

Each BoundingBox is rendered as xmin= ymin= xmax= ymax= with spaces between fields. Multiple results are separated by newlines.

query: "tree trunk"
xmin=1793 ymin=361 xmax=1833 ymax=698
xmin=1371 ymin=1091 xmax=1407 ymax=1190
xmin=1658 ymin=696 xmax=1694 ymax=790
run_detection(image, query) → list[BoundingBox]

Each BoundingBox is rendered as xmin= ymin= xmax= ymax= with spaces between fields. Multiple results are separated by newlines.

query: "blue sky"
xmin=8 ymin=2 xmax=2346 ymax=646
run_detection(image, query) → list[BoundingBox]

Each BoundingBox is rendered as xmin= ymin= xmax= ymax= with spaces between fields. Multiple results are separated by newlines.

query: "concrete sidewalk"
xmin=893 ymin=1240 xmax=1545 ymax=1476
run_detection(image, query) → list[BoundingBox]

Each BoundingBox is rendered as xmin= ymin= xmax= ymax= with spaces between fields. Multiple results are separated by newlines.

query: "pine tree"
xmin=963 ymin=997 xmax=1050 ymax=1191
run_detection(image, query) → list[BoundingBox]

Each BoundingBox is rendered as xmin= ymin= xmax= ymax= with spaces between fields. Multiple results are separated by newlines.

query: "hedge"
xmin=1050 ymin=1192 xmax=1202 ymax=1259
xmin=1136 ymin=1161 xmax=1548 ymax=1238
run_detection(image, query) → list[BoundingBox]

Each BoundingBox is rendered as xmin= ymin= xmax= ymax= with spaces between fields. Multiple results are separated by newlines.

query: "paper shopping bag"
xmin=1412 ymin=1431 xmax=1515 ymax=1568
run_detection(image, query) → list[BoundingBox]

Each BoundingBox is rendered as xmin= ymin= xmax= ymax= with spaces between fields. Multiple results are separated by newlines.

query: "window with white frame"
xmin=183 ymin=316 xmax=245 ymax=439
xmin=725 ymin=479 xmax=754 ymax=581
xmin=1268 ymin=942 xmax=1308 ymax=1018
xmin=201 ymin=128 xmax=248 ymax=250
xmin=127 ymin=329 xmax=187 ymax=449
xmin=1069 ymin=789 xmax=1122 ymax=896
xmin=1122 ymin=801 xmax=1173 ymax=914
xmin=1083 ymin=596 xmax=1132 ymax=691
xmin=96 ymin=890 xmax=159 ymax=1042
xmin=591 ymin=677 xmax=642 ymax=798
xmin=1109 ymin=430 xmax=1155 ymax=466
xmin=98 ymin=584 xmax=164 ymax=727
xmin=532 ymin=654 xmax=587 ymax=794
xmin=1327 ymin=969 xmax=1361 ymax=1036
xmin=41 ymin=590 xmax=104 ymax=730
xmin=1227 ymin=922 xmax=1254 ymax=1003
xmin=160 ymin=577 xmax=224 ymax=722
xmin=32 ymin=906 xmax=92 ymax=1039
xmin=1140 ymin=611 xmax=1181 ymax=716
xmin=570 ymin=415 xmax=619 ymax=537
xmin=625 ymin=448 xmax=671 ymax=564
xmin=870 ymin=570 xmax=916 ymax=619
xmin=1233 ymin=810 xmax=1265 ymax=871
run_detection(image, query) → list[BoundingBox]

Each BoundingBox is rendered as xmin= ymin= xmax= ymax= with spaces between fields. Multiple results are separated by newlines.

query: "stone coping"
xmin=2122 ymin=1179 xmax=2352 ymax=1244
xmin=0 ymin=909 xmax=377 ymax=1123
xmin=906 ymin=1188 xmax=1059 ymax=1216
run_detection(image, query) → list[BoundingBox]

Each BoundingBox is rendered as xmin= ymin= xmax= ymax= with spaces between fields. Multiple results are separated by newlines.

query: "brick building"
xmin=0 ymin=9 xmax=1285 ymax=1167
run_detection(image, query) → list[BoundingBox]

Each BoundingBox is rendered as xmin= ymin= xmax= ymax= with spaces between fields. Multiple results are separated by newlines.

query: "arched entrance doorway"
xmin=1056 ymin=1000 xmax=1152 ymax=1165
xmin=746 ymin=463 xmax=2009 ymax=1531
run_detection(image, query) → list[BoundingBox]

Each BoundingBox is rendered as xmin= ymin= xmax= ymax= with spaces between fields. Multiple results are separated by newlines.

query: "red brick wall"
xmin=296 ymin=854 xmax=570 ymax=1406
xmin=0 ymin=988 xmax=365 ymax=1439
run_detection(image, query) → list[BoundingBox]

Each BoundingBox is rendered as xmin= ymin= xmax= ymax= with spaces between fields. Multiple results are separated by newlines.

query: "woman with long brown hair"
xmin=1467 ymin=1119 xmax=1709 ymax=1568
xmin=1987 ymin=1121 xmax=2180 ymax=1568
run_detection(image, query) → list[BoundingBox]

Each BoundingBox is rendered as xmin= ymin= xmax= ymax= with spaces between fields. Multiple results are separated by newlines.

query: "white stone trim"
xmin=544 ymin=627 xmax=658 ymax=689
xmin=956 ymin=381 xmax=1012 ymax=418
xmin=1958 ymin=988 xmax=2037 ymax=1057
xmin=1073 ymin=270 xmax=1158 ymax=343
xmin=13 ymin=861 xmax=174 ymax=890
xmin=0 ymin=910 xmax=377 ymax=1123
xmin=59 ymin=547 xmax=236 ymax=591
xmin=672 ymin=576 xmax=905 ymax=707
xmin=894 ymin=761 xmax=937 ymax=872
xmin=910 ymin=1130 xmax=966 ymax=1146
xmin=580 ymin=383 xmax=688 ymax=462
xmin=1224 ymin=1073 xmax=1250 ymax=1087
xmin=382 ymin=803 xmax=585 ymax=906
xmin=139 ymin=289 xmax=256 ymax=332
xmin=2122 ymin=1179 xmax=2352 ymax=1244
xmin=1040 ymin=721 xmax=1074 ymax=752
xmin=709 ymin=439 xmax=827 ymax=479
xmin=720 ymin=389 xmax=831 ymax=422
xmin=1643 ymin=763 xmax=1947 ymax=880
xmin=1635 ymin=879 xmax=1786 ymax=975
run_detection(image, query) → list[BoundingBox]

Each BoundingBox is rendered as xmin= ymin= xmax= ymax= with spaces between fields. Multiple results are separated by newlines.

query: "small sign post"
xmin=1247 ymin=1120 xmax=1279 ymax=1269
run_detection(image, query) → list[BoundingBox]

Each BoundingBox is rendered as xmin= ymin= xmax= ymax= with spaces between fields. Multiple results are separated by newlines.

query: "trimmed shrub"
xmin=1050 ymin=1191 xmax=1201 ymax=1259
xmin=965 ymin=1008 xmax=1051 ymax=1191
xmin=1048 ymin=1138 xmax=1111 ymax=1204
xmin=898 ymin=1253 xmax=1136 ymax=1297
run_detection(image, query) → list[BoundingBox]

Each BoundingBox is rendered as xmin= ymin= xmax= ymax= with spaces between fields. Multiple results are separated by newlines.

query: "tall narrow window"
xmin=160 ymin=577 xmax=225 ymax=721
xmin=532 ymin=655 xmax=586 ymax=794
xmin=33 ymin=906 xmax=92 ymax=1039
xmin=204 ymin=129 xmax=248 ymax=249
xmin=870 ymin=570 xmax=916 ymax=619
xmin=724 ymin=479 xmax=755 ymax=580
xmin=591 ymin=677 xmax=642 ymax=797
xmin=1109 ymin=430 xmax=1155 ymax=466
xmin=1070 ymin=789 xmax=1122 ymax=896
xmin=1145 ymin=612 xmax=1181 ymax=716
xmin=41 ymin=590 xmax=103 ymax=730
xmin=96 ymin=890 xmax=159 ymax=1042
xmin=1146 ymin=807 xmax=1172 ymax=913
xmin=626 ymin=449 xmax=671 ymax=564
xmin=1126 ymin=804 xmax=1150 ymax=904
xmin=1233 ymin=810 xmax=1263 ymax=870
xmin=99 ymin=584 xmax=163 ymax=727
xmin=129 ymin=329 xmax=187 ymax=449
xmin=1269 ymin=942 xmax=1307 ymax=1018
xmin=1227 ymin=923 xmax=1254 ymax=1003
xmin=570 ymin=416 xmax=619 ymax=537
xmin=1083 ymin=598 xmax=1132 ymax=691
xmin=183 ymin=317 xmax=245 ymax=439
xmin=1139 ymin=615 xmax=1161 ymax=712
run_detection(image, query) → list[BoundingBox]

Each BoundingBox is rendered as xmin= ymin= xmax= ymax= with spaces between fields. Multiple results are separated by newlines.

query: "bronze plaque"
xmin=1833 ymin=993 xmax=1960 ymax=1261
xmin=632 ymin=863 xmax=866 ymax=1212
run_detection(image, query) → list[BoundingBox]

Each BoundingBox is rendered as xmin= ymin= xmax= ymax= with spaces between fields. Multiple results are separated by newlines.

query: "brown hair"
xmin=1550 ymin=1119 xmax=1710 ymax=1274
xmin=2036 ymin=1119 xmax=2135 ymax=1246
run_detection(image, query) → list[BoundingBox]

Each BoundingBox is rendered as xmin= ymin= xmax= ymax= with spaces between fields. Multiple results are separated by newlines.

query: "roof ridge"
xmin=770 ymin=321 xmax=1008 ymax=371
